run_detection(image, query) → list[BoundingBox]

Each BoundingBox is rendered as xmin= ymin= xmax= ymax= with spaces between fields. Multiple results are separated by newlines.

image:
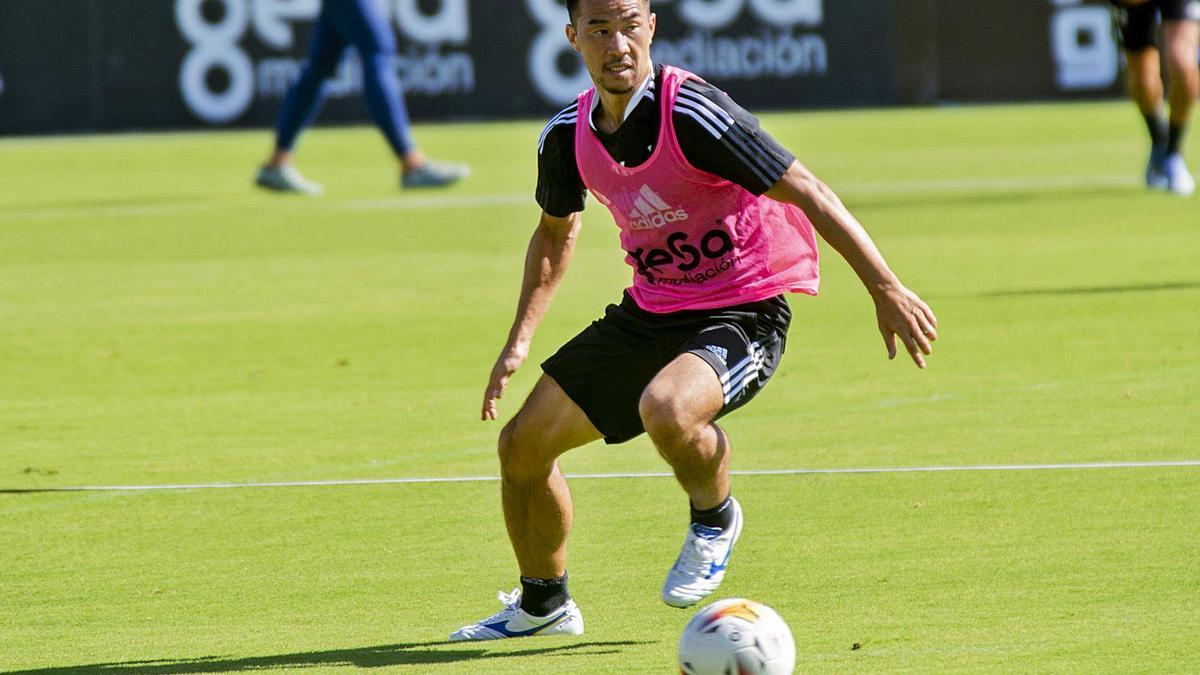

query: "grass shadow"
xmin=844 ymin=183 xmax=1142 ymax=212
xmin=0 ymin=488 xmax=84 ymax=494
xmin=1 ymin=194 xmax=215 ymax=213
xmin=981 ymin=281 xmax=1200 ymax=297
xmin=1 ymin=640 xmax=655 ymax=674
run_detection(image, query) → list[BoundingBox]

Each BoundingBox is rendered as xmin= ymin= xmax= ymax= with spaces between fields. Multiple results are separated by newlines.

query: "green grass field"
xmin=2 ymin=101 xmax=1198 ymax=673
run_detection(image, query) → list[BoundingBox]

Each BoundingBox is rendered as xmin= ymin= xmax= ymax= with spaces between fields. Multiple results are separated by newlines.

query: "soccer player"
xmin=255 ymin=0 xmax=468 ymax=195
xmin=450 ymin=0 xmax=937 ymax=641
xmin=1110 ymin=0 xmax=1200 ymax=195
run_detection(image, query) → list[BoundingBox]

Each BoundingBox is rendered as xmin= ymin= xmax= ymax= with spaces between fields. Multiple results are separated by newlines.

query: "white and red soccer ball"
xmin=678 ymin=598 xmax=796 ymax=675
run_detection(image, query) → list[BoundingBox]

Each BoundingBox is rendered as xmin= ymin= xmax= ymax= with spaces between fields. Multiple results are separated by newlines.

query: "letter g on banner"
xmin=252 ymin=0 xmax=319 ymax=49
xmin=677 ymin=0 xmax=821 ymax=29
xmin=678 ymin=0 xmax=743 ymax=30
xmin=394 ymin=0 xmax=470 ymax=44
xmin=527 ymin=0 xmax=592 ymax=105
xmin=748 ymin=0 xmax=821 ymax=26
xmin=177 ymin=0 xmax=254 ymax=124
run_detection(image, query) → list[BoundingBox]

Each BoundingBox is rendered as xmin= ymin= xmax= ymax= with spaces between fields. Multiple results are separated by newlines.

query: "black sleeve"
xmin=672 ymin=79 xmax=796 ymax=195
xmin=535 ymin=112 xmax=588 ymax=217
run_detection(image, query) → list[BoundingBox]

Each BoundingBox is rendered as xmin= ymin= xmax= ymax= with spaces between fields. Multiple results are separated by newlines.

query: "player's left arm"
xmin=671 ymin=81 xmax=936 ymax=366
xmin=765 ymin=161 xmax=938 ymax=368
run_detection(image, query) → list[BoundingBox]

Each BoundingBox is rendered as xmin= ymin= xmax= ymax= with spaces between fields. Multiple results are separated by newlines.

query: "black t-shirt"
xmin=536 ymin=64 xmax=796 ymax=218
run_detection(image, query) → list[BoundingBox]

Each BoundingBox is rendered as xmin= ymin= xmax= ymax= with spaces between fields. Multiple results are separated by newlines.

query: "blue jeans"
xmin=274 ymin=0 xmax=413 ymax=156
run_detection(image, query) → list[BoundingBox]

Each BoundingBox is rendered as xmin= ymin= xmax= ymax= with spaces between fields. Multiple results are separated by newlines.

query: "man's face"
xmin=566 ymin=0 xmax=656 ymax=96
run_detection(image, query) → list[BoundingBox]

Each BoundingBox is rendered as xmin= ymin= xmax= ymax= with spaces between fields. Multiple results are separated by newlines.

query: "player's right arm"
xmin=482 ymin=210 xmax=582 ymax=421
xmin=484 ymin=104 xmax=588 ymax=421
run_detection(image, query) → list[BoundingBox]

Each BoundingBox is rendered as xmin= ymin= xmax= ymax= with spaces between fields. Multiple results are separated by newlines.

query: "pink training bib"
xmin=574 ymin=66 xmax=820 ymax=313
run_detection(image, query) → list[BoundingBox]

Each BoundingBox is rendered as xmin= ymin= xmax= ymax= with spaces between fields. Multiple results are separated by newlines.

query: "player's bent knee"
xmin=496 ymin=419 xmax=528 ymax=468
xmin=497 ymin=415 xmax=552 ymax=481
xmin=638 ymin=389 xmax=695 ymax=445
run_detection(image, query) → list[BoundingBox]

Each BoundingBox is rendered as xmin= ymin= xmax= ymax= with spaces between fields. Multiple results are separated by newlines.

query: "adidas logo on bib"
xmin=622 ymin=184 xmax=689 ymax=231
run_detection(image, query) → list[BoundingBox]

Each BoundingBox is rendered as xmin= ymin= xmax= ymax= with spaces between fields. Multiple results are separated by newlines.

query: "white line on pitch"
xmin=344 ymin=193 xmax=529 ymax=211
xmin=0 ymin=173 xmax=1137 ymax=222
xmin=4 ymin=460 xmax=1198 ymax=494
xmin=341 ymin=174 xmax=1138 ymax=211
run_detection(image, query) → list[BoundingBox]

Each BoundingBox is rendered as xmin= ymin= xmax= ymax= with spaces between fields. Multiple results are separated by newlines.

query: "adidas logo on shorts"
xmin=705 ymin=344 xmax=729 ymax=364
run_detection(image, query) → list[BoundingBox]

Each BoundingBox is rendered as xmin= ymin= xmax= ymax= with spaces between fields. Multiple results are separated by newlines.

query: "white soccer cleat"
xmin=255 ymin=164 xmax=323 ymax=196
xmin=1163 ymin=153 xmax=1196 ymax=197
xmin=661 ymin=497 xmax=744 ymax=608
xmin=449 ymin=588 xmax=584 ymax=641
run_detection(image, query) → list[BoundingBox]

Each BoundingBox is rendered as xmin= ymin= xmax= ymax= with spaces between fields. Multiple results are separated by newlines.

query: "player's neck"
xmin=594 ymin=66 xmax=653 ymax=135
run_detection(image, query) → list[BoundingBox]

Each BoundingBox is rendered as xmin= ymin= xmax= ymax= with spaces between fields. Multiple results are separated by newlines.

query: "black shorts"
xmin=1110 ymin=0 xmax=1200 ymax=50
xmin=541 ymin=292 xmax=791 ymax=444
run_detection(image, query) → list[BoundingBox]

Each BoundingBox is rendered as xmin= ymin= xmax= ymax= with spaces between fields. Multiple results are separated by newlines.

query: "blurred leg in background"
xmin=257 ymin=0 xmax=468 ymax=195
xmin=1114 ymin=0 xmax=1198 ymax=195
xmin=1160 ymin=13 xmax=1199 ymax=194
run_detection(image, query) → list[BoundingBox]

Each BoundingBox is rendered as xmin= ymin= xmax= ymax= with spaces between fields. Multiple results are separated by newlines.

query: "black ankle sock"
xmin=519 ymin=573 xmax=569 ymax=616
xmin=1145 ymin=112 xmax=1168 ymax=148
xmin=690 ymin=494 xmax=734 ymax=530
xmin=1167 ymin=123 xmax=1187 ymax=155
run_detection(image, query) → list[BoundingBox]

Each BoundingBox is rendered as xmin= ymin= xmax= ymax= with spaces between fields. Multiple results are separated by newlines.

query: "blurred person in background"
xmin=255 ymin=0 xmax=469 ymax=195
xmin=1110 ymin=0 xmax=1200 ymax=196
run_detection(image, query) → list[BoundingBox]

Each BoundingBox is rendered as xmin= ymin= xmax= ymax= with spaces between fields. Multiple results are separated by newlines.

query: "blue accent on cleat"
xmin=482 ymin=608 xmax=569 ymax=638
xmin=450 ymin=589 xmax=584 ymax=641
xmin=705 ymin=540 xmax=736 ymax=579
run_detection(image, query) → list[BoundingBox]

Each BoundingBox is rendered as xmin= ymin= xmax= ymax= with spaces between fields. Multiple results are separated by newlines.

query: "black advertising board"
xmin=934 ymin=0 xmax=1124 ymax=100
xmin=0 ymin=0 xmax=1122 ymax=135
xmin=0 ymin=0 xmax=894 ymax=134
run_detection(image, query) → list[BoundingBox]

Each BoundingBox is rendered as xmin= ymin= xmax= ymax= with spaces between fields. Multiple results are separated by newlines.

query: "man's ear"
xmin=565 ymin=23 xmax=580 ymax=53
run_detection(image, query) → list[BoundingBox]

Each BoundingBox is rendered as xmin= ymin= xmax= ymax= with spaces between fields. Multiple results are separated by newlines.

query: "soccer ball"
xmin=678 ymin=598 xmax=796 ymax=675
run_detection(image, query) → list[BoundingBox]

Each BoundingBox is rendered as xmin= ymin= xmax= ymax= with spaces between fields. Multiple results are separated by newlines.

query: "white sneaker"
xmin=255 ymin=164 xmax=323 ymax=196
xmin=401 ymin=160 xmax=470 ymax=189
xmin=1164 ymin=153 xmax=1196 ymax=197
xmin=449 ymin=588 xmax=584 ymax=641
xmin=661 ymin=497 xmax=744 ymax=608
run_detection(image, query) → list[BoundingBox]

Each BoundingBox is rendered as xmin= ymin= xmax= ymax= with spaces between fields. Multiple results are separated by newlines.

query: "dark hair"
xmin=566 ymin=0 xmax=650 ymax=24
